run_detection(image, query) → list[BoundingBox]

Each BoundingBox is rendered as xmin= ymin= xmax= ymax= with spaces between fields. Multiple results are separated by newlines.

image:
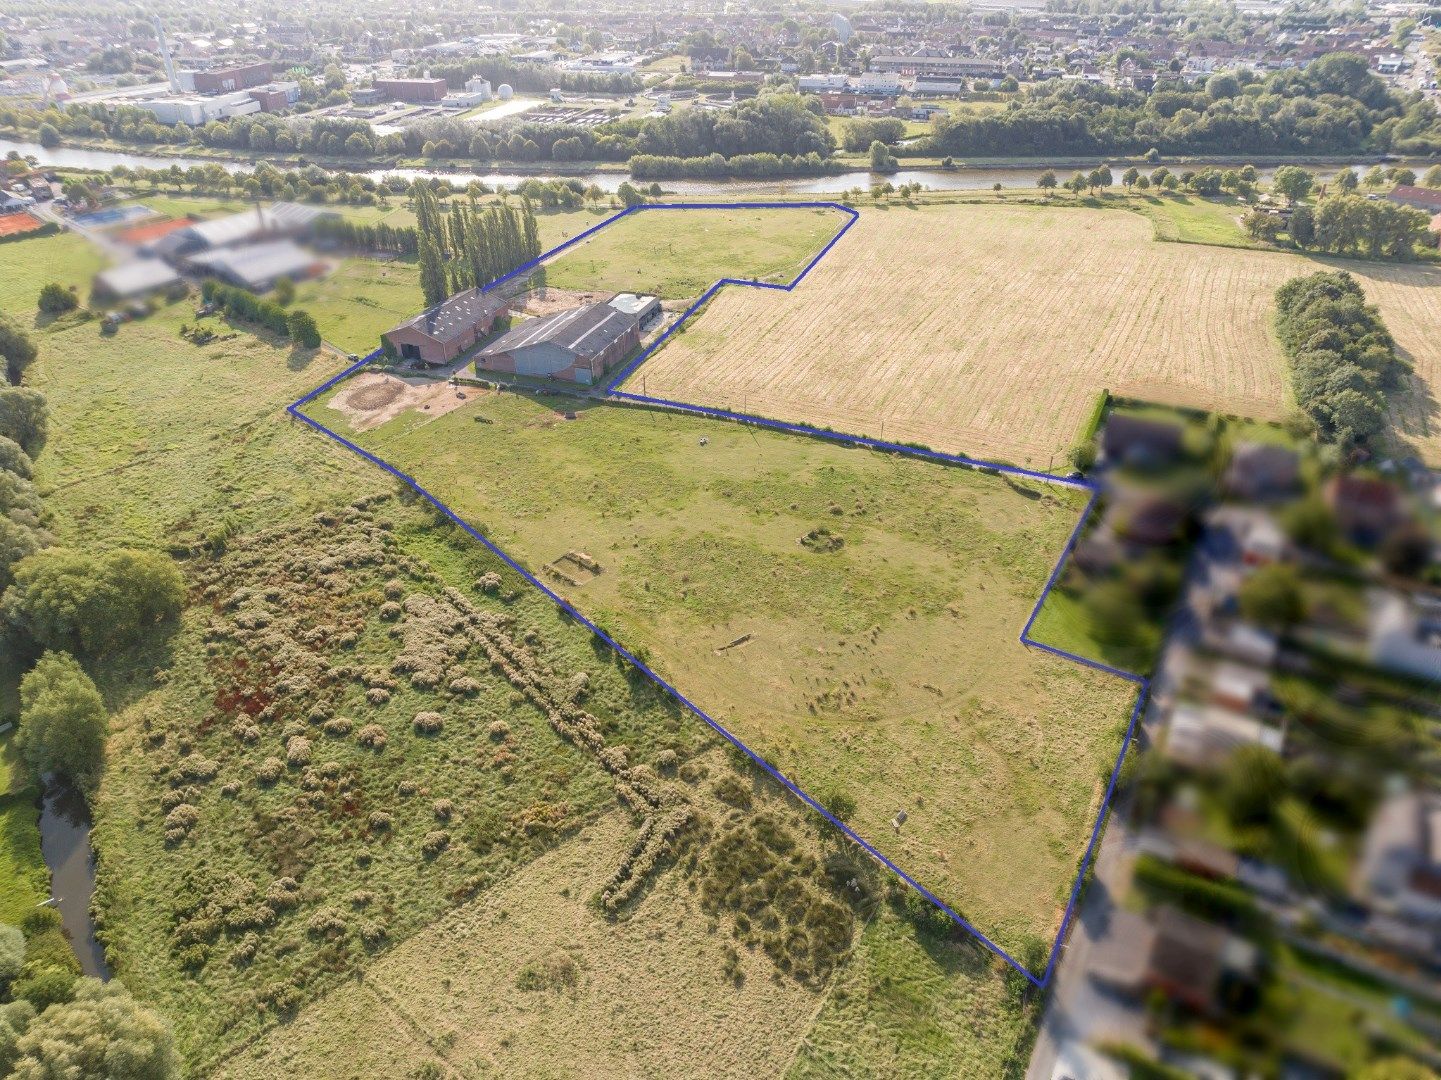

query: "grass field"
xmin=533 ymin=205 xmax=850 ymax=299
xmin=0 ymin=214 xmax=1057 ymax=1075
xmin=623 ymin=201 xmax=1441 ymax=467
xmin=306 ymin=387 xmax=1136 ymax=957
xmin=220 ymin=798 xmax=825 ymax=1079
xmin=293 ymin=258 xmax=424 ymax=354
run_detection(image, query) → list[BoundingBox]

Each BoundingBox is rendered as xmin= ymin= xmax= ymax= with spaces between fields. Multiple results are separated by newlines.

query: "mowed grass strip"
xmin=626 ymin=201 xmax=1441 ymax=467
xmin=308 ymin=388 xmax=1136 ymax=956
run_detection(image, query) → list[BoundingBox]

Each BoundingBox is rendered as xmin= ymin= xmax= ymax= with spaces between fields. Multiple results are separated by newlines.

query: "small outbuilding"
xmin=92 ymin=258 xmax=182 ymax=302
xmin=475 ymin=303 xmax=640 ymax=384
xmin=607 ymin=292 xmax=661 ymax=328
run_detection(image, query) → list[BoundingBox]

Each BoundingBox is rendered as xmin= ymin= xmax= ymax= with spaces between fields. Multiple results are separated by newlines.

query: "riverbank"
xmin=4 ymin=135 xmax=1431 ymax=195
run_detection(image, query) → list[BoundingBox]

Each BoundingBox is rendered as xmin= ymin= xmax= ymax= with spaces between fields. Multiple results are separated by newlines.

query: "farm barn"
xmin=383 ymin=289 xmax=511 ymax=366
xmin=475 ymin=303 xmax=640 ymax=384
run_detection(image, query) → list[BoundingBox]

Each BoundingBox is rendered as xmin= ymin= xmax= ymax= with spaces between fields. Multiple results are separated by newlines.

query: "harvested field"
xmin=625 ymin=203 xmax=1441 ymax=467
xmin=327 ymin=370 xmax=476 ymax=430
xmin=305 ymin=389 xmax=1137 ymax=958
xmin=0 ymin=210 xmax=43 ymax=237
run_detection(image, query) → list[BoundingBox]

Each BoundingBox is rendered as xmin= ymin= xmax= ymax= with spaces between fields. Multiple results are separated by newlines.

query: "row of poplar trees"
xmin=412 ymin=183 xmax=542 ymax=308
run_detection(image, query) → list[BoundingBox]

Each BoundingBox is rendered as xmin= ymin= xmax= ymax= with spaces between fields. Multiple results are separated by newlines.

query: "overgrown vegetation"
xmin=1274 ymin=270 xmax=1406 ymax=448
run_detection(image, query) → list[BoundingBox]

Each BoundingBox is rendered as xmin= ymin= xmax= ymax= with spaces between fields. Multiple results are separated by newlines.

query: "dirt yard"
xmin=624 ymin=203 xmax=1441 ymax=468
xmin=326 ymin=370 xmax=477 ymax=431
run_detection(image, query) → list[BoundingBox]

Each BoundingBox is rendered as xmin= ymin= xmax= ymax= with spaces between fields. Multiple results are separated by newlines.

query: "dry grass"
xmin=219 ymin=810 xmax=825 ymax=1080
xmin=307 ymin=391 xmax=1136 ymax=956
xmin=625 ymin=203 xmax=1441 ymax=467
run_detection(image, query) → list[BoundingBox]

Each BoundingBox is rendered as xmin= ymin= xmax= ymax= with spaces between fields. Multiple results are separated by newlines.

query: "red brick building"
xmin=190 ymin=62 xmax=273 ymax=94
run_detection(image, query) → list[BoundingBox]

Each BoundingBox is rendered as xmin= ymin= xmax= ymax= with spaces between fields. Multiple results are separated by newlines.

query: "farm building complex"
xmin=382 ymin=291 xmax=656 ymax=383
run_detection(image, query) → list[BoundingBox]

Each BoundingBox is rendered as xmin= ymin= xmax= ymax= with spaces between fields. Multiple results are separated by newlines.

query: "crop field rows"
xmin=623 ymin=204 xmax=1441 ymax=468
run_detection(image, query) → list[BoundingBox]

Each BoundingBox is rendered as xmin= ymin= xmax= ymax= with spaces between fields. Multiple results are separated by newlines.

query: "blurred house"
xmin=1102 ymin=414 xmax=1184 ymax=468
xmin=1355 ymin=789 xmax=1441 ymax=925
xmin=1325 ymin=475 xmax=1405 ymax=547
xmin=92 ymin=258 xmax=182 ymax=302
xmin=1224 ymin=442 xmax=1300 ymax=502
xmin=1090 ymin=906 xmax=1260 ymax=1015
xmin=1367 ymin=590 xmax=1441 ymax=681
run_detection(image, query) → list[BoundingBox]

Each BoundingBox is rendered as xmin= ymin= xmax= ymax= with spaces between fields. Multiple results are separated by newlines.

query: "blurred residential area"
xmin=1029 ymin=396 xmax=1441 ymax=1080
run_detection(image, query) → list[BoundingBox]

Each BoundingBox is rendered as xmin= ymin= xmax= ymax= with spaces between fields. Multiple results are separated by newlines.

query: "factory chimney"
xmin=152 ymin=14 xmax=181 ymax=94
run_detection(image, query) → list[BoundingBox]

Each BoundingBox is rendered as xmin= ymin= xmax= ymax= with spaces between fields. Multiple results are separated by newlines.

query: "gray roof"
xmin=179 ymin=202 xmax=334 ymax=251
xmin=94 ymin=258 xmax=181 ymax=298
xmin=478 ymin=303 xmax=637 ymax=362
xmin=396 ymin=287 xmax=509 ymax=345
xmin=189 ymin=239 xmax=317 ymax=288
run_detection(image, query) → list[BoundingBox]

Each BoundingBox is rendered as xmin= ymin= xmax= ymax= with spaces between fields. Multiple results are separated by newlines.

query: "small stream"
xmin=37 ymin=779 xmax=109 ymax=979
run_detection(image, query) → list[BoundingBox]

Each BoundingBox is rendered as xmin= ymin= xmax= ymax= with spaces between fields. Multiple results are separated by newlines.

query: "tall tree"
xmin=19 ymin=651 xmax=107 ymax=793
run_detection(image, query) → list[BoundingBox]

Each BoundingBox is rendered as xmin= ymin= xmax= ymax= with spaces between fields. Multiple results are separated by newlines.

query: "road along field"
xmin=621 ymin=202 xmax=1441 ymax=468
xmin=304 ymin=388 xmax=1138 ymax=960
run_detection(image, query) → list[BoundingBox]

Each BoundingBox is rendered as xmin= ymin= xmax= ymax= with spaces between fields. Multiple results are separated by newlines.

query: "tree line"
xmin=411 ymin=185 xmax=542 ymax=308
xmin=925 ymin=54 xmax=1441 ymax=159
xmin=199 ymin=281 xmax=322 ymax=349
xmin=1274 ymin=271 xmax=1406 ymax=448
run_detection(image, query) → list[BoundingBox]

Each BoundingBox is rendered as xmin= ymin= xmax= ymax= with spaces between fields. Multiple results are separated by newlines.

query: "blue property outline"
xmin=288 ymin=201 xmax=1150 ymax=990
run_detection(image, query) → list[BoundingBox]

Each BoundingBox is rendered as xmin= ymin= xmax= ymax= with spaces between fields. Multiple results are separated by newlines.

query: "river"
xmin=1 ymin=137 xmax=1420 ymax=196
xmin=38 ymin=780 xmax=109 ymax=979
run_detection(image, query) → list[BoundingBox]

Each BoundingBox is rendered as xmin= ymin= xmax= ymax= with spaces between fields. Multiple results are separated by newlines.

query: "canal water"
xmin=1 ymin=137 xmax=1418 ymax=196
xmin=37 ymin=779 xmax=109 ymax=979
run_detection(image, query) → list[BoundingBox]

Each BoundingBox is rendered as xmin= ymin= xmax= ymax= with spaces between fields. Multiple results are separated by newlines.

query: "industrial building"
xmin=130 ymin=91 xmax=260 ymax=126
xmin=375 ymin=77 xmax=449 ymax=103
xmin=148 ymin=202 xmax=336 ymax=262
xmin=474 ymin=303 xmax=640 ymax=385
xmin=188 ymin=240 xmax=323 ymax=292
xmin=382 ymin=289 xmax=510 ymax=366
xmin=180 ymin=62 xmax=274 ymax=94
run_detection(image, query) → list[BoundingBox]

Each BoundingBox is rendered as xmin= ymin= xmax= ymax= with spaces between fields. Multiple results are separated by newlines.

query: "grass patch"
xmin=536 ymin=205 xmax=848 ymax=298
xmin=790 ymin=903 xmax=1038 ymax=1079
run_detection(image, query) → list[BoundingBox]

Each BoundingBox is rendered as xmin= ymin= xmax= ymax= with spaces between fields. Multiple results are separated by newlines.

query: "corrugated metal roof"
xmin=478 ymin=303 xmax=637 ymax=362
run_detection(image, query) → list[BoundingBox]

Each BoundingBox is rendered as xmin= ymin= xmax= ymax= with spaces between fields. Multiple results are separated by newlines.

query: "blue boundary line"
xmin=288 ymin=201 xmax=1150 ymax=990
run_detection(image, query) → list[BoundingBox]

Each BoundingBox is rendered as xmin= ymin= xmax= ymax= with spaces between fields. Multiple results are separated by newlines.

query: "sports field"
xmin=305 ymin=387 xmax=1137 ymax=958
xmin=624 ymin=202 xmax=1441 ymax=467
xmin=0 ymin=211 xmax=43 ymax=237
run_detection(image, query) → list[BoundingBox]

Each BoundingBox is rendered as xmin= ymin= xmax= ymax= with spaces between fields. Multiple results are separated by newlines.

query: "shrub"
xmin=357 ymin=724 xmax=388 ymax=749
xmin=412 ymin=711 xmax=444 ymax=735
xmin=432 ymin=798 xmax=454 ymax=821
xmin=37 ymin=283 xmax=79 ymax=315
xmin=514 ymin=949 xmax=578 ymax=991
xmin=254 ymin=757 xmax=283 ymax=785
xmin=322 ymin=717 xmax=353 ymax=737
xmin=487 ymin=720 xmax=510 ymax=741
xmin=285 ymin=736 xmax=312 ymax=766
xmin=368 ymin=811 xmax=393 ymax=831
xmin=712 ymin=773 xmax=752 ymax=810
xmin=421 ymin=830 xmax=450 ymax=857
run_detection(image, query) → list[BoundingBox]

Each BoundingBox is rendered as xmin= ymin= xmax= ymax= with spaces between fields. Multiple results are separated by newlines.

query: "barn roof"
xmin=478 ymin=303 xmax=637 ymax=362
xmin=393 ymin=287 xmax=510 ymax=345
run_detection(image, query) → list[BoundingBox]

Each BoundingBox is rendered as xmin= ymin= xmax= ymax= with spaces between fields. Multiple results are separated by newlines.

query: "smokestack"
xmin=153 ymin=14 xmax=181 ymax=94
